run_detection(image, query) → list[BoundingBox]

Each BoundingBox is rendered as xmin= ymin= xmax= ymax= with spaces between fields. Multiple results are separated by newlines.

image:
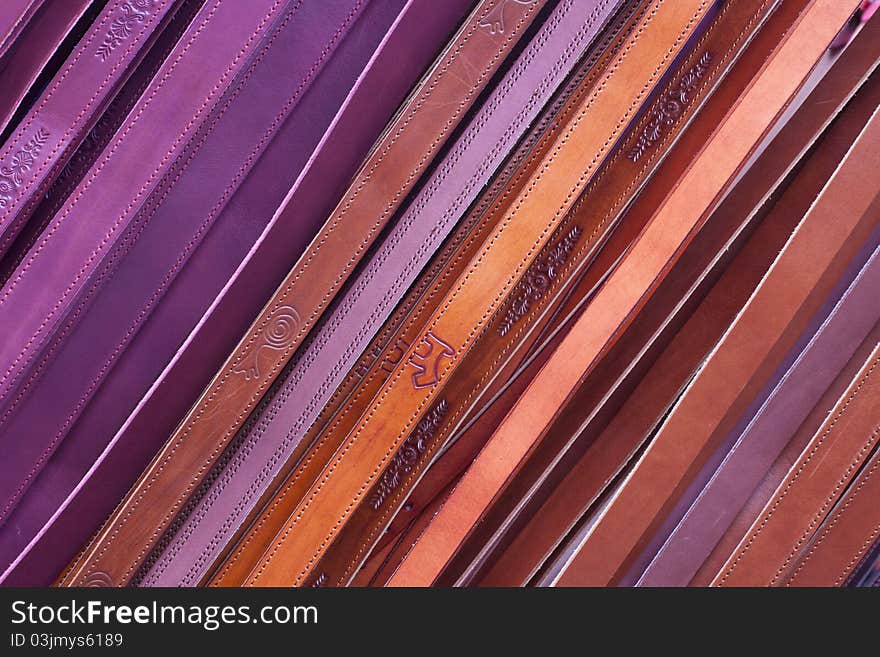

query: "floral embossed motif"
xmin=96 ymin=0 xmax=155 ymax=61
xmin=478 ymin=0 xmax=537 ymax=36
xmin=0 ymin=128 xmax=50 ymax=209
xmin=628 ymin=51 xmax=713 ymax=162
xmin=498 ymin=225 xmax=582 ymax=336
xmin=232 ymin=306 xmax=301 ymax=381
xmin=371 ymin=399 xmax=448 ymax=510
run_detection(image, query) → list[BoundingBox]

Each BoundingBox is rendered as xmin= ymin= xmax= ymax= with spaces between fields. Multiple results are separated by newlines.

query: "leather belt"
xmin=708 ymin=147 xmax=880 ymax=586
xmin=211 ymin=0 xmax=651 ymax=588
xmin=0 ymin=0 xmax=205 ymax=281
xmin=369 ymin=0 xmax=788 ymax=588
xmin=717 ymin=331 xmax=880 ymax=586
xmin=0 ymin=0 xmax=45 ymax=60
xmin=3 ymin=0 xmax=473 ymax=588
xmin=238 ymin=0 xmax=717 ymax=588
xmin=60 ymin=0 xmax=546 ymax=588
xmin=311 ymin=0 xmax=782 ymax=588
xmin=140 ymin=0 xmax=621 ymax=588
xmin=0 ymin=0 xmax=417 ymax=579
xmin=777 ymin=253 xmax=880 ymax=587
xmin=638 ymin=78 xmax=880 ymax=587
xmin=0 ymin=0 xmax=96 ymax=138
xmin=0 ymin=0 xmax=299 ymax=537
xmin=556 ymin=78 xmax=880 ymax=588
xmin=0 ymin=0 xmax=182 ymax=260
xmin=387 ymin=0 xmax=861 ymax=588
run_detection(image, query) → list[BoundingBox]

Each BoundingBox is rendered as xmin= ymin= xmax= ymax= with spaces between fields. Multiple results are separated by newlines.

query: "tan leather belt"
xmin=59 ymin=0 xmax=547 ymax=588
xmin=556 ymin=80 xmax=880 ymax=588
xmin=208 ymin=0 xmax=650 ymax=588
xmin=386 ymin=0 xmax=861 ymax=587
xmin=709 ymin=162 xmax=880 ymax=587
xmin=235 ymin=0 xmax=717 ymax=587
xmin=471 ymin=12 xmax=880 ymax=587
xmin=327 ymin=0 xmax=781 ymax=588
xmin=781 ymin=425 xmax=880 ymax=587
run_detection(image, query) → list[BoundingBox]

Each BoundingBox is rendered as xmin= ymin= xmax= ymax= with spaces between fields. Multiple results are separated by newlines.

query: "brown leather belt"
xmin=239 ymin=0 xmax=717 ymax=587
xmin=60 ymin=0 xmax=547 ymax=588
xmin=344 ymin=0 xmax=782 ymax=588
xmin=208 ymin=0 xmax=650 ymax=588
xmin=386 ymin=0 xmax=862 ymax=587
xmin=475 ymin=15 xmax=880 ymax=588
xmin=556 ymin=80 xmax=880 ymax=588
xmin=710 ymin=173 xmax=880 ymax=588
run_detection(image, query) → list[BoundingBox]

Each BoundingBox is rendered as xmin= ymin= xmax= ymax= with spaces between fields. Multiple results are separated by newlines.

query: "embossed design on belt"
xmin=96 ymin=0 xmax=155 ymax=62
xmin=479 ymin=0 xmax=537 ymax=35
xmin=232 ymin=306 xmax=302 ymax=381
xmin=498 ymin=224 xmax=582 ymax=336
xmin=372 ymin=399 xmax=449 ymax=510
xmin=407 ymin=332 xmax=454 ymax=389
xmin=0 ymin=127 xmax=49 ymax=207
xmin=82 ymin=571 xmax=115 ymax=588
xmin=629 ymin=50 xmax=713 ymax=162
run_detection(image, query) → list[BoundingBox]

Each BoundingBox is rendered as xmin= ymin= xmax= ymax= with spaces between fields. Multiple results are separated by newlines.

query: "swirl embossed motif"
xmin=82 ymin=571 xmax=116 ymax=587
xmin=232 ymin=306 xmax=301 ymax=381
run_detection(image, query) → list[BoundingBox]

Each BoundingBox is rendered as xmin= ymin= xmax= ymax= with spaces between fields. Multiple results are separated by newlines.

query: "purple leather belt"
xmin=0 ymin=0 xmax=182 ymax=259
xmin=0 ymin=0 xmax=45 ymax=61
xmin=135 ymin=0 xmax=625 ymax=587
xmin=0 ymin=0 xmax=96 ymax=138
xmin=0 ymin=0 xmax=475 ymax=587
xmin=0 ymin=0 xmax=417 ymax=577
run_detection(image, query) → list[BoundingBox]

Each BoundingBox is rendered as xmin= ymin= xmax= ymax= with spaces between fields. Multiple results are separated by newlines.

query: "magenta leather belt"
xmin=0 ymin=0 xmax=475 ymax=587
xmin=136 ymin=0 xmax=625 ymax=587
xmin=0 ymin=0 xmax=96 ymax=138
xmin=0 ymin=0 xmax=415 ymax=577
xmin=0 ymin=0 xmax=182 ymax=259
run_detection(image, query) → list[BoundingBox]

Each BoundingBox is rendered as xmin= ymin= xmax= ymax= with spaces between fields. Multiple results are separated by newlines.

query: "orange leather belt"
xmin=470 ymin=13 xmax=880 ymax=587
xmin=240 ymin=0 xmax=717 ymax=587
xmin=386 ymin=0 xmax=862 ymax=587
xmin=557 ymin=84 xmax=880 ymax=588
xmin=347 ymin=0 xmax=785 ymax=587
xmin=208 ymin=0 xmax=651 ymax=588
xmin=59 ymin=0 xmax=548 ymax=588
xmin=291 ymin=0 xmax=780 ymax=589
xmin=711 ymin=196 xmax=880 ymax=587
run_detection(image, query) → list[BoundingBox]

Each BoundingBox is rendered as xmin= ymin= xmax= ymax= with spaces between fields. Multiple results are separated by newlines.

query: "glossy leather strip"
xmin=562 ymin=93 xmax=880 ymax=588
xmin=247 ymin=0 xmax=716 ymax=588
xmin=0 ymin=0 xmax=46 ymax=61
xmin=638 ymin=83 xmax=880 ymax=586
xmin=388 ymin=0 xmax=861 ymax=587
xmin=377 ymin=0 xmax=786 ymax=588
xmin=4 ymin=0 xmax=469 ymax=588
xmin=0 ymin=0 xmax=95 ymax=138
xmin=60 ymin=0 xmax=545 ymax=588
xmin=146 ymin=0 xmax=620 ymax=588
xmin=320 ymin=0 xmax=778 ymax=588
xmin=0 ymin=0 xmax=181 ymax=259
xmin=717 ymin=333 xmax=880 ymax=586
xmin=0 ymin=0 xmax=298 ymax=530
xmin=0 ymin=0 xmax=412 ymax=579
xmin=209 ymin=0 xmax=649 ymax=588
xmin=710 ymin=180 xmax=880 ymax=586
